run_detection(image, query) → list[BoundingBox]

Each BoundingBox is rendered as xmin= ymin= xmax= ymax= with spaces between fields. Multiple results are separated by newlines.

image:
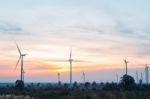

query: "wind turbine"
xmin=116 ymin=73 xmax=118 ymax=84
xmin=139 ymin=72 xmax=143 ymax=84
xmin=47 ymin=49 xmax=88 ymax=88
xmin=124 ymin=59 xmax=129 ymax=75
xmin=22 ymin=70 xmax=25 ymax=81
xmin=69 ymin=49 xmax=73 ymax=88
xmin=145 ymin=64 xmax=149 ymax=84
xmin=14 ymin=42 xmax=27 ymax=82
xmin=83 ymin=72 xmax=85 ymax=84
xmin=58 ymin=72 xmax=60 ymax=83
xmin=136 ymin=71 xmax=139 ymax=84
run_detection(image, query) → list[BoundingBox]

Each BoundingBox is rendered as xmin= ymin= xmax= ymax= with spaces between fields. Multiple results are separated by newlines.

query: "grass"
xmin=0 ymin=88 xmax=150 ymax=99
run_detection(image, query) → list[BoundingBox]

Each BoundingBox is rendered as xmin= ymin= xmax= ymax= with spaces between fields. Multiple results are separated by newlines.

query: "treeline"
xmin=0 ymin=85 xmax=150 ymax=99
xmin=0 ymin=75 xmax=150 ymax=99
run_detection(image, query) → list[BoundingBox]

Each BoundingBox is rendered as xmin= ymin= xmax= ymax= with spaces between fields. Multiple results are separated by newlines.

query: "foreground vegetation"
xmin=0 ymin=75 xmax=150 ymax=99
xmin=0 ymin=88 xmax=150 ymax=99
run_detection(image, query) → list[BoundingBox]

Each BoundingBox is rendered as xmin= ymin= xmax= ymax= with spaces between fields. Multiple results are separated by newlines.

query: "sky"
xmin=0 ymin=0 xmax=150 ymax=83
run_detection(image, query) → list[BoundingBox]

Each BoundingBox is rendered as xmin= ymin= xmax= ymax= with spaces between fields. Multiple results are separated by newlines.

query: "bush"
xmin=120 ymin=75 xmax=135 ymax=90
xmin=15 ymin=80 xmax=24 ymax=90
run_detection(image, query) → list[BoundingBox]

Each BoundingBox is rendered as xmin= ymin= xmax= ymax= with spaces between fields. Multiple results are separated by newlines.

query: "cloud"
xmin=46 ymin=58 xmax=92 ymax=63
xmin=27 ymin=65 xmax=61 ymax=70
xmin=0 ymin=20 xmax=33 ymax=35
xmin=115 ymin=20 xmax=134 ymax=35
xmin=0 ymin=21 xmax=23 ymax=32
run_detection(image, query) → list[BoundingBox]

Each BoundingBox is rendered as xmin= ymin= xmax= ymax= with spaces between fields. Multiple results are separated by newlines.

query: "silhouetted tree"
xmin=15 ymin=80 xmax=24 ymax=90
xmin=92 ymin=81 xmax=97 ymax=90
xmin=58 ymin=81 xmax=61 ymax=87
xmin=73 ymin=81 xmax=78 ymax=89
xmin=37 ymin=83 xmax=41 ymax=88
xmin=63 ymin=83 xmax=68 ymax=89
xmin=100 ymin=82 xmax=104 ymax=86
xmin=120 ymin=74 xmax=135 ymax=90
xmin=85 ymin=82 xmax=90 ymax=89
xmin=31 ymin=83 xmax=34 ymax=88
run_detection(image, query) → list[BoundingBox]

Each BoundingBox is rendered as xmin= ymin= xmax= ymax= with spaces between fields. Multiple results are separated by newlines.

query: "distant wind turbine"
xmin=83 ymin=72 xmax=85 ymax=84
xmin=23 ymin=70 xmax=25 ymax=81
xmin=124 ymin=59 xmax=129 ymax=75
xmin=140 ymin=72 xmax=143 ymax=84
xmin=69 ymin=49 xmax=73 ymax=88
xmin=116 ymin=73 xmax=118 ymax=84
xmin=58 ymin=72 xmax=60 ymax=83
xmin=145 ymin=64 xmax=149 ymax=84
xmin=136 ymin=71 xmax=139 ymax=84
xmin=47 ymin=49 xmax=88 ymax=87
xmin=14 ymin=42 xmax=27 ymax=81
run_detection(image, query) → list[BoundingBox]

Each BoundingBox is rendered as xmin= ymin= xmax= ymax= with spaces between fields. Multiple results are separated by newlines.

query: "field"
xmin=0 ymin=77 xmax=150 ymax=99
xmin=0 ymin=88 xmax=150 ymax=99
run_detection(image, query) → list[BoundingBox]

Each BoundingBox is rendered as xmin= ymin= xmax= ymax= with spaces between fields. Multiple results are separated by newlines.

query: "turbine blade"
xmin=124 ymin=59 xmax=127 ymax=63
xmin=124 ymin=59 xmax=126 ymax=62
xmin=15 ymin=42 xmax=21 ymax=55
xmin=14 ymin=56 xmax=21 ymax=70
xmin=73 ymin=60 xmax=89 ymax=62
xmin=47 ymin=59 xmax=67 ymax=62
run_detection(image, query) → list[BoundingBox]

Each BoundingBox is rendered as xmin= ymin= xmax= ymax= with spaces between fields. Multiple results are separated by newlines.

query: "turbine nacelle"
xmin=69 ymin=59 xmax=73 ymax=62
xmin=124 ymin=59 xmax=129 ymax=64
xmin=21 ymin=54 xmax=27 ymax=56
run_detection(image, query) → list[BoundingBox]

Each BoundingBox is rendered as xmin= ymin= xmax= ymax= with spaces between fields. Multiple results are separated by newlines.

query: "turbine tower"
xmin=69 ymin=49 xmax=73 ymax=88
xmin=145 ymin=64 xmax=149 ymax=84
xmin=116 ymin=73 xmax=118 ymax=84
xmin=15 ymin=42 xmax=27 ymax=81
xmin=58 ymin=72 xmax=60 ymax=83
xmin=139 ymin=72 xmax=143 ymax=84
xmin=136 ymin=71 xmax=139 ymax=84
xmin=22 ymin=70 xmax=25 ymax=81
xmin=83 ymin=72 xmax=85 ymax=84
xmin=124 ymin=59 xmax=129 ymax=75
xmin=141 ymin=72 xmax=143 ymax=81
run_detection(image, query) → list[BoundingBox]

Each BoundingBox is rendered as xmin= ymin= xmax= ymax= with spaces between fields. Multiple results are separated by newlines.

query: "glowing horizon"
xmin=0 ymin=0 xmax=150 ymax=82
